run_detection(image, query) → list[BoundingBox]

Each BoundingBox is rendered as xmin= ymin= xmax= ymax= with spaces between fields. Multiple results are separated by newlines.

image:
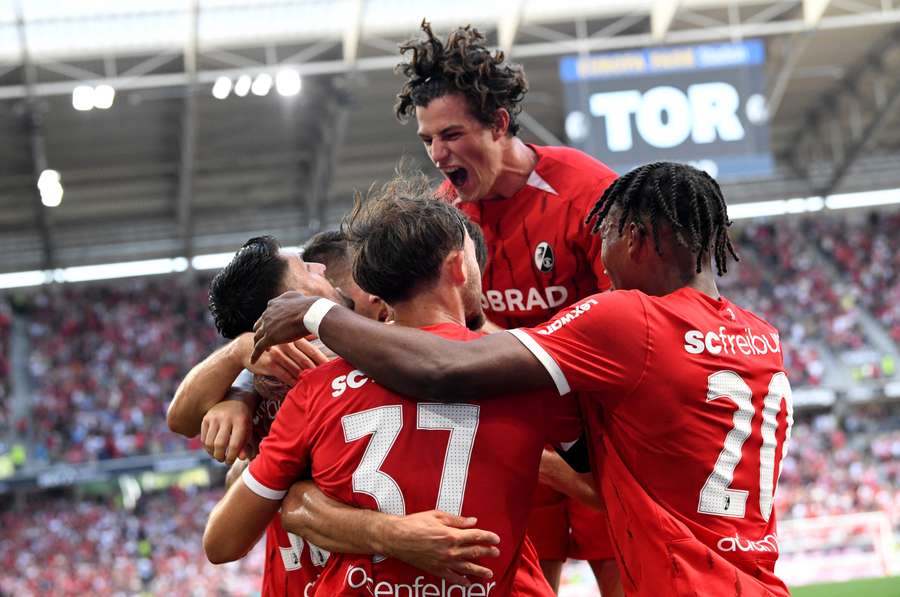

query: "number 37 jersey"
xmin=509 ymin=287 xmax=793 ymax=597
xmin=247 ymin=323 xmax=581 ymax=596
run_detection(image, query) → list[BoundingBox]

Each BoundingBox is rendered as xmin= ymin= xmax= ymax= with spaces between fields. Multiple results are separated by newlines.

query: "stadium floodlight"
xmin=61 ymin=258 xmax=183 ymax=283
xmin=93 ymin=85 xmax=115 ymax=109
xmin=0 ymin=270 xmax=48 ymax=290
xmin=825 ymin=188 xmax=900 ymax=210
xmin=37 ymin=169 xmax=64 ymax=207
xmin=251 ymin=73 xmax=273 ymax=96
xmin=191 ymin=251 xmax=236 ymax=271
xmin=729 ymin=196 xmax=824 ymax=220
xmin=233 ymin=74 xmax=252 ymax=97
xmin=72 ymin=85 xmax=94 ymax=111
xmin=212 ymin=76 xmax=232 ymax=100
xmin=275 ymin=68 xmax=302 ymax=96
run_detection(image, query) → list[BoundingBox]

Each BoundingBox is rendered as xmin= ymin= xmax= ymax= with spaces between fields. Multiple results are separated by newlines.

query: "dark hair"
xmin=463 ymin=217 xmax=487 ymax=273
xmin=395 ymin=20 xmax=528 ymax=136
xmin=342 ymin=170 xmax=471 ymax=304
xmin=586 ymin=162 xmax=739 ymax=276
xmin=303 ymin=229 xmax=350 ymax=285
xmin=208 ymin=236 xmax=287 ymax=339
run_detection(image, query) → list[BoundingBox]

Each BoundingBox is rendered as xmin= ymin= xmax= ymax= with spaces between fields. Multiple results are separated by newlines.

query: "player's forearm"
xmin=280 ymin=481 xmax=393 ymax=555
xmin=540 ymin=451 xmax=603 ymax=510
xmin=225 ymin=458 xmax=250 ymax=489
xmin=167 ymin=337 xmax=247 ymax=437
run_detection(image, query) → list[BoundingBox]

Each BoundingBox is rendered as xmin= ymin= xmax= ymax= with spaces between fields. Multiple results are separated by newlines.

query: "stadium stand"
xmin=0 ymin=486 xmax=262 ymax=596
xmin=19 ymin=274 xmax=218 ymax=464
xmin=820 ymin=211 xmax=900 ymax=344
xmin=0 ymin=298 xmax=11 ymax=428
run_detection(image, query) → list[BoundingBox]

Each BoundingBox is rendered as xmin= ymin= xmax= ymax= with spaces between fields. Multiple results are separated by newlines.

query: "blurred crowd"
xmin=819 ymin=211 xmax=900 ymax=344
xmin=0 ymin=299 xmax=10 ymax=428
xmin=19 ymin=275 xmax=218 ymax=464
xmin=0 ymin=485 xmax=263 ymax=597
xmin=776 ymin=403 xmax=900 ymax=522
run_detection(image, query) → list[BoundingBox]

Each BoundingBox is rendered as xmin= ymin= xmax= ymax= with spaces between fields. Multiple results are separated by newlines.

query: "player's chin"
xmin=465 ymin=311 xmax=486 ymax=332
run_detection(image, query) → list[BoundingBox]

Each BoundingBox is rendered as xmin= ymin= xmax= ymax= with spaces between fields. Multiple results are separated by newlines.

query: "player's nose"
xmin=430 ymin=138 xmax=449 ymax=164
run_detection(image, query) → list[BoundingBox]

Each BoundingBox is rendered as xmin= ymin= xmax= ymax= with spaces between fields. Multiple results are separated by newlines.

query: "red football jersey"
xmin=442 ymin=144 xmax=617 ymax=328
xmin=246 ymin=323 xmax=581 ymax=596
xmin=243 ymin=372 xmax=325 ymax=595
xmin=508 ymin=288 xmax=793 ymax=597
xmin=261 ymin=518 xmax=329 ymax=597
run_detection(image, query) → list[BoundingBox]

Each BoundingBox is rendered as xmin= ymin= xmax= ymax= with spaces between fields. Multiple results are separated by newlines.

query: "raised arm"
xmin=168 ymin=336 xmax=249 ymax=437
xmin=251 ymin=293 xmax=555 ymax=402
xmin=168 ymin=332 xmax=327 ymax=437
xmin=281 ymin=481 xmax=500 ymax=584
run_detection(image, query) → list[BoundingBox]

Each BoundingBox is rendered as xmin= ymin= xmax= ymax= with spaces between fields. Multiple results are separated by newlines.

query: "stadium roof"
xmin=1 ymin=0 xmax=900 ymax=275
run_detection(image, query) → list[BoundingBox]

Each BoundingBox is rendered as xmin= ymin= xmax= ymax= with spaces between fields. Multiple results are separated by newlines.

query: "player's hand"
xmin=251 ymin=292 xmax=318 ymax=364
xmin=383 ymin=510 xmax=501 ymax=586
xmin=200 ymin=399 xmax=253 ymax=465
xmin=235 ymin=333 xmax=327 ymax=385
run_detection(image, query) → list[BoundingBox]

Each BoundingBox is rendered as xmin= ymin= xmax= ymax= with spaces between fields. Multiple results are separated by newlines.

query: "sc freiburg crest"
xmin=534 ymin=242 xmax=555 ymax=273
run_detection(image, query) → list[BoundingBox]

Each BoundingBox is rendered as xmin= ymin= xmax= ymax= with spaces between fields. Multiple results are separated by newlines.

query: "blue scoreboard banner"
xmin=560 ymin=40 xmax=773 ymax=181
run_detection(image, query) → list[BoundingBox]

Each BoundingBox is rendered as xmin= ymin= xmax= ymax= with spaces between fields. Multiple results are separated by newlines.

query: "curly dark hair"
xmin=395 ymin=20 xmax=528 ymax=136
xmin=586 ymin=162 xmax=739 ymax=276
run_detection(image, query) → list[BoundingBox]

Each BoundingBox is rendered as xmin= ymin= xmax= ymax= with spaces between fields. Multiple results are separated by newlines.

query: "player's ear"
xmin=443 ymin=249 xmax=468 ymax=286
xmin=491 ymin=109 xmax=510 ymax=140
xmin=625 ymin=221 xmax=648 ymax=261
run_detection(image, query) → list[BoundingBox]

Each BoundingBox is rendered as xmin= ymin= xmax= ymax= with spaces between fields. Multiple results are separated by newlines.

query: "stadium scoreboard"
xmin=561 ymin=40 xmax=774 ymax=181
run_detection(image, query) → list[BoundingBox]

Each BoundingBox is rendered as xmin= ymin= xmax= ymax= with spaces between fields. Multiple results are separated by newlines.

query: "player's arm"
xmin=224 ymin=458 xmax=249 ymax=489
xmin=539 ymin=448 xmax=602 ymax=510
xmin=281 ymin=481 xmax=500 ymax=584
xmin=167 ymin=337 xmax=250 ymax=437
xmin=168 ymin=333 xmax=325 ymax=437
xmin=206 ymin=379 xmax=315 ymax=563
xmin=204 ymin=471 xmax=281 ymax=564
xmin=251 ymin=292 xmax=555 ymax=401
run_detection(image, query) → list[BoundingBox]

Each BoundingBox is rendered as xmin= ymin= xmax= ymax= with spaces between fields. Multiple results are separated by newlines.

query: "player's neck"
xmin=646 ymin=267 xmax=720 ymax=299
xmin=389 ymin=290 xmax=467 ymax=330
xmin=487 ymin=137 xmax=538 ymax=199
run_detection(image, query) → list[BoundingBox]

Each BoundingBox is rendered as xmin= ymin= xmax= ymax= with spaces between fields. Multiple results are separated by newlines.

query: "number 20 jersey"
xmin=509 ymin=287 xmax=793 ymax=597
xmin=247 ymin=323 xmax=581 ymax=596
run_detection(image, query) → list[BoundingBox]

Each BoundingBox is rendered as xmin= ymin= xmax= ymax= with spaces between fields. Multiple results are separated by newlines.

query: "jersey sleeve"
xmin=507 ymin=291 xmax=648 ymax=398
xmin=245 ymin=376 xmax=314 ymax=500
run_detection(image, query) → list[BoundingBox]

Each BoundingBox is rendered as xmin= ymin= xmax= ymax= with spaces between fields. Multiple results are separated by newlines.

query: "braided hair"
xmin=585 ymin=162 xmax=739 ymax=276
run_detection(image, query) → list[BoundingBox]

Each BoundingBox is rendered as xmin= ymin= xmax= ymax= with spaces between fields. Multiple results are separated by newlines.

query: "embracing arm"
xmin=204 ymin=475 xmax=281 ymax=564
xmin=169 ymin=333 xmax=327 ymax=438
xmin=281 ymin=481 xmax=500 ymax=584
xmin=251 ymin=293 xmax=554 ymax=402
xmin=168 ymin=337 xmax=249 ymax=437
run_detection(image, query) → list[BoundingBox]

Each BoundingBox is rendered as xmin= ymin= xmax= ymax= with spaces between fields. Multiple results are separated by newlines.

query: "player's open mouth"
xmin=446 ymin=167 xmax=468 ymax=188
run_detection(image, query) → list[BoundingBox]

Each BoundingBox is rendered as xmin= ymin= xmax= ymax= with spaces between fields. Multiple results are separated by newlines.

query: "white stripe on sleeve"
xmin=241 ymin=466 xmax=288 ymax=501
xmin=507 ymin=329 xmax=571 ymax=396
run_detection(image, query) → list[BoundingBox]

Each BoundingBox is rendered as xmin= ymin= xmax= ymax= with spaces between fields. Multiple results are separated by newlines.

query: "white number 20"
xmin=698 ymin=371 xmax=793 ymax=521
xmin=341 ymin=403 xmax=480 ymax=516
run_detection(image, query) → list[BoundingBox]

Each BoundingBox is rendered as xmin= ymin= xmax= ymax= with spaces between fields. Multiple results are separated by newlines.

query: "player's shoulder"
xmin=533 ymin=145 xmax=617 ymax=190
xmin=728 ymin=298 xmax=780 ymax=335
xmin=532 ymin=289 xmax=646 ymax=334
xmin=296 ymin=357 xmax=356 ymax=391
